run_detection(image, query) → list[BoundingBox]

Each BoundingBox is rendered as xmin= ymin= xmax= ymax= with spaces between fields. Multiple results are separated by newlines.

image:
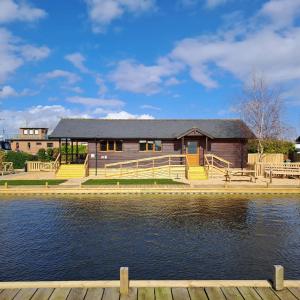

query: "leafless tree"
xmin=238 ymin=73 xmax=285 ymax=159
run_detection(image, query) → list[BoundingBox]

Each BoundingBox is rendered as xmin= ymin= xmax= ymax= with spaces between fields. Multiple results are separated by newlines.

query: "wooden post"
xmin=65 ymin=138 xmax=68 ymax=164
xmin=273 ymin=265 xmax=284 ymax=291
xmin=270 ymin=170 xmax=273 ymax=184
xmin=95 ymin=141 xmax=98 ymax=176
xmin=71 ymin=140 xmax=74 ymax=164
xmin=76 ymin=141 xmax=79 ymax=163
xmin=5 ymin=182 xmax=8 ymax=189
xmin=45 ymin=181 xmax=48 ymax=188
xmin=59 ymin=139 xmax=62 ymax=165
xmin=120 ymin=267 xmax=129 ymax=295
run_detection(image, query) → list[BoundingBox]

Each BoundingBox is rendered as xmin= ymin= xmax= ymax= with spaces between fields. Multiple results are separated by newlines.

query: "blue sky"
xmin=0 ymin=0 xmax=299 ymax=137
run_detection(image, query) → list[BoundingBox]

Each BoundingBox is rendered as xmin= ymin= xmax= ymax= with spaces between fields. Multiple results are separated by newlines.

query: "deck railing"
xmin=84 ymin=154 xmax=89 ymax=177
xmin=254 ymin=162 xmax=300 ymax=177
xmin=204 ymin=153 xmax=231 ymax=177
xmin=0 ymin=162 xmax=14 ymax=175
xmin=104 ymin=154 xmax=187 ymax=178
xmin=27 ymin=161 xmax=56 ymax=172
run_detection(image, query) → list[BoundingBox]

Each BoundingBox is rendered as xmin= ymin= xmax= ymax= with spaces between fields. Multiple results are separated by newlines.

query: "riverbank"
xmin=1 ymin=185 xmax=300 ymax=195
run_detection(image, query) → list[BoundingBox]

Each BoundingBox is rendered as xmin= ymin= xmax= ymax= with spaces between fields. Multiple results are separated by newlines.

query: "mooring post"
xmin=120 ymin=267 xmax=129 ymax=295
xmin=45 ymin=181 xmax=48 ymax=188
xmin=5 ymin=181 xmax=8 ymax=189
xmin=273 ymin=265 xmax=284 ymax=290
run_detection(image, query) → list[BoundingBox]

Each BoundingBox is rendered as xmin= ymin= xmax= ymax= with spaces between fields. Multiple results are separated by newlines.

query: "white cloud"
xmin=39 ymin=69 xmax=80 ymax=85
xmin=20 ymin=45 xmax=50 ymax=61
xmin=0 ymin=0 xmax=46 ymax=23
xmin=0 ymin=105 xmax=92 ymax=133
xmin=110 ymin=58 xmax=183 ymax=94
xmin=85 ymin=0 xmax=156 ymax=33
xmin=104 ymin=111 xmax=154 ymax=119
xmin=140 ymin=104 xmax=161 ymax=110
xmin=205 ymin=0 xmax=228 ymax=9
xmin=66 ymin=96 xmax=124 ymax=108
xmin=0 ymin=85 xmax=18 ymax=98
xmin=169 ymin=0 xmax=300 ymax=88
xmin=65 ymin=52 xmax=90 ymax=73
xmin=0 ymin=28 xmax=50 ymax=83
xmin=0 ymin=85 xmax=38 ymax=99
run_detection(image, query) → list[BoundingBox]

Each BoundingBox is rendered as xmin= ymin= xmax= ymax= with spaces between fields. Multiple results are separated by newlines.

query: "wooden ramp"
xmin=1 ymin=286 xmax=300 ymax=300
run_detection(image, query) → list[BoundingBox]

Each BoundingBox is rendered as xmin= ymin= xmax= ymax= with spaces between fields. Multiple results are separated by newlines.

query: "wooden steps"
xmin=188 ymin=166 xmax=207 ymax=180
xmin=56 ymin=164 xmax=86 ymax=179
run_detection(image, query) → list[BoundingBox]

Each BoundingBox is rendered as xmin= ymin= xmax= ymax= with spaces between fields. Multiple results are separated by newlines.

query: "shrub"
xmin=4 ymin=151 xmax=37 ymax=169
xmin=0 ymin=150 xmax=4 ymax=165
xmin=248 ymin=139 xmax=295 ymax=155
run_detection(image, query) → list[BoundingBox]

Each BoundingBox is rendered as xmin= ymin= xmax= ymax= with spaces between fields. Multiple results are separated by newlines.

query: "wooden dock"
xmin=1 ymin=286 xmax=300 ymax=300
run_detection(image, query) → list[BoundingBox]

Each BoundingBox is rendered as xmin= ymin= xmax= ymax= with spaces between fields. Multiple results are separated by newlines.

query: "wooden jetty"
xmin=0 ymin=266 xmax=300 ymax=300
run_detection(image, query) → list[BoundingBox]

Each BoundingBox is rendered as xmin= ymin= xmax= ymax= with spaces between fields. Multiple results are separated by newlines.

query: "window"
xmin=29 ymin=130 xmax=33 ymax=135
xmin=36 ymin=142 xmax=42 ymax=145
xmin=47 ymin=143 xmax=53 ymax=148
xmin=99 ymin=141 xmax=123 ymax=152
xmin=16 ymin=142 xmax=19 ymax=151
xmin=34 ymin=130 xmax=39 ymax=135
xmin=116 ymin=141 xmax=123 ymax=152
xmin=27 ymin=142 xmax=31 ymax=149
xmin=108 ymin=141 xmax=114 ymax=151
xmin=24 ymin=130 xmax=28 ymax=135
xmin=139 ymin=140 xmax=162 ymax=152
xmin=155 ymin=140 xmax=162 ymax=151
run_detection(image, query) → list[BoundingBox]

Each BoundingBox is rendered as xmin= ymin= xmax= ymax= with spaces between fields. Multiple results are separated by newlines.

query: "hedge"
xmin=248 ymin=139 xmax=295 ymax=155
xmin=4 ymin=151 xmax=37 ymax=169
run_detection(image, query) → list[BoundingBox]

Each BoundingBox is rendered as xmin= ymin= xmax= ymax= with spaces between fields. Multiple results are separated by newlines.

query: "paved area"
xmin=0 ymin=287 xmax=299 ymax=300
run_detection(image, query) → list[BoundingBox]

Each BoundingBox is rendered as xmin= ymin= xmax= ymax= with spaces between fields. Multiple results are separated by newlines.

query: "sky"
xmin=0 ymin=0 xmax=300 ymax=137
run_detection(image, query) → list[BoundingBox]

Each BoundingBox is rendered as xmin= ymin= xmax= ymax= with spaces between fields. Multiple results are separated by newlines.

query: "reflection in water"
xmin=0 ymin=195 xmax=299 ymax=281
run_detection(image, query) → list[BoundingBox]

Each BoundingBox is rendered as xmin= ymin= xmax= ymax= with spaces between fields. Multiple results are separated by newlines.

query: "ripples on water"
xmin=0 ymin=195 xmax=300 ymax=281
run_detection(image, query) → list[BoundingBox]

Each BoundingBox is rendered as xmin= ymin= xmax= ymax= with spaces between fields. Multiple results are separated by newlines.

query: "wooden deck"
xmin=1 ymin=286 xmax=300 ymax=300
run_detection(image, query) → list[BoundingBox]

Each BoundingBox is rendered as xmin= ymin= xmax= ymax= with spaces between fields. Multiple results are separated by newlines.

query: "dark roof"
xmin=50 ymin=119 xmax=255 ymax=140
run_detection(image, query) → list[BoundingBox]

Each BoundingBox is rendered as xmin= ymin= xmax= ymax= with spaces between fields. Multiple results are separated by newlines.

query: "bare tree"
xmin=239 ymin=73 xmax=285 ymax=159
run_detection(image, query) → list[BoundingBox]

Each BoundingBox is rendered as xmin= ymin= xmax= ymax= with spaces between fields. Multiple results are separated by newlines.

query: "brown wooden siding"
xmin=210 ymin=139 xmax=247 ymax=168
xmin=88 ymin=138 xmax=248 ymax=169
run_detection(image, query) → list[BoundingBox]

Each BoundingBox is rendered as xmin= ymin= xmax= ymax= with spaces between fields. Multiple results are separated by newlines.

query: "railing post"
xmin=273 ymin=265 xmax=284 ymax=291
xmin=120 ymin=267 xmax=129 ymax=295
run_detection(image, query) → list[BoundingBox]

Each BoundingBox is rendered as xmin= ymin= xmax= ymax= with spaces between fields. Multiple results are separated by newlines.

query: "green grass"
xmin=82 ymin=179 xmax=185 ymax=185
xmin=0 ymin=180 xmax=67 ymax=186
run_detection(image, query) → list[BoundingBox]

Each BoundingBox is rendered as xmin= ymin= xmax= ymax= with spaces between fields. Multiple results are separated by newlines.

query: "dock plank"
xmin=31 ymin=288 xmax=54 ymax=300
xmin=172 ymin=288 xmax=190 ymax=300
xmin=121 ymin=288 xmax=138 ymax=300
xmin=67 ymin=288 xmax=87 ymax=300
xmin=0 ymin=289 xmax=20 ymax=300
xmin=255 ymin=288 xmax=280 ymax=300
xmin=205 ymin=287 xmax=226 ymax=300
xmin=238 ymin=287 xmax=262 ymax=300
xmin=221 ymin=287 xmax=243 ymax=300
xmin=188 ymin=287 xmax=208 ymax=300
xmin=14 ymin=288 xmax=37 ymax=300
xmin=84 ymin=288 xmax=104 ymax=300
xmin=49 ymin=288 xmax=71 ymax=300
xmin=102 ymin=288 xmax=119 ymax=300
xmin=155 ymin=288 xmax=172 ymax=300
xmin=289 ymin=288 xmax=300 ymax=299
xmin=138 ymin=288 xmax=155 ymax=300
xmin=273 ymin=289 xmax=298 ymax=300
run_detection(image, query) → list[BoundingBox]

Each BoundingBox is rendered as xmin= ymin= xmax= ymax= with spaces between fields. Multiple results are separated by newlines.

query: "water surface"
xmin=0 ymin=195 xmax=299 ymax=281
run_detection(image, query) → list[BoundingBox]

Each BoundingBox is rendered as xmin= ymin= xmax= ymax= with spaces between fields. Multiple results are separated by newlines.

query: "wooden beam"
xmin=120 ymin=267 xmax=129 ymax=295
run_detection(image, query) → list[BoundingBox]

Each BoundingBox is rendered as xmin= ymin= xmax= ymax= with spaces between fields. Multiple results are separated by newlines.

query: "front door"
xmin=186 ymin=141 xmax=200 ymax=166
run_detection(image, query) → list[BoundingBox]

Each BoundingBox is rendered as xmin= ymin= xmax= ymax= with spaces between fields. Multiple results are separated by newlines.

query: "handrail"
xmin=204 ymin=153 xmax=232 ymax=167
xmin=84 ymin=154 xmax=89 ymax=177
xmin=105 ymin=154 xmax=186 ymax=168
xmin=54 ymin=153 xmax=61 ymax=174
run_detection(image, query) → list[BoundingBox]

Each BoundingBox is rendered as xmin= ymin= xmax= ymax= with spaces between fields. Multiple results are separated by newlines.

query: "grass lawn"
xmin=0 ymin=180 xmax=67 ymax=186
xmin=82 ymin=179 xmax=186 ymax=185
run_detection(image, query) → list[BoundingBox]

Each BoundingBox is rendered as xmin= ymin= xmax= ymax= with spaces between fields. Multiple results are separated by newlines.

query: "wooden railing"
xmin=254 ymin=162 xmax=300 ymax=177
xmin=54 ymin=154 xmax=61 ymax=174
xmin=0 ymin=162 xmax=14 ymax=175
xmin=84 ymin=154 xmax=89 ymax=177
xmin=104 ymin=155 xmax=187 ymax=179
xmin=204 ymin=153 xmax=231 ymax=177
xmin=27 ymin=161 xmax=56 ymax=172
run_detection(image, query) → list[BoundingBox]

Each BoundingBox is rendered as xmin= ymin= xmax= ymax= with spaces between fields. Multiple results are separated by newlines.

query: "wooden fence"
xmin=254 ymin=162 xmax=300 ymax=177
xmin=27 ymin=161 xmax=56 ymax=172
xmin=248 ymin=153 xmax=285 ymax=165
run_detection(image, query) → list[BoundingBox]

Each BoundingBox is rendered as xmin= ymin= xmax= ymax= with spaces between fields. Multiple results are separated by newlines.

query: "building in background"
xmin=9 ymin=128 xmax=59 ymax=155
